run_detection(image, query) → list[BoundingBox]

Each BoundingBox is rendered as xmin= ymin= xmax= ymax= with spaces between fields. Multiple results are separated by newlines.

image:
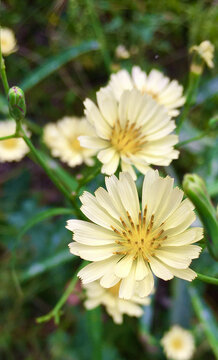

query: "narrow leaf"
xmin=189 ymin=286 xmax=218 ymax=358
xmin=18 ymin=207 xmax=74 ymax=240
xmin=20 ymin=40 xmax=99 ymax=91
xmin=20 ymin=249 xmax=72 ymax=282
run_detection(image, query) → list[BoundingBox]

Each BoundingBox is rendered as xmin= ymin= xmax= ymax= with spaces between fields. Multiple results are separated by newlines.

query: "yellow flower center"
xmin=108 ymin=282 xmax=121 ymax=297
xmin=110 ymin=120 xmax=146 ymax=155
xmin=172 ymin=337 xmax=183 ymax=350
xmin=111 ymin=207 xmax=167 ymax=261
xmin=70 ymin=137 xmax=82 ymax=152
xmin=2 ymin=138 xmax=18 ymax=149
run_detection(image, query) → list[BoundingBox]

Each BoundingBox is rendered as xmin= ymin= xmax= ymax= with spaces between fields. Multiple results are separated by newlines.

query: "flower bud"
xmin=8 ymin=86 xmax=26 ymax=121
xmin=183 ymin=174 xmax=218 ymax=260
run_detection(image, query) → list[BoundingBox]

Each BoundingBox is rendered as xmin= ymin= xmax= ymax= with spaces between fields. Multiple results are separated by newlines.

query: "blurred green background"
xmin=0 ymin=0 xmax=217 ymax=359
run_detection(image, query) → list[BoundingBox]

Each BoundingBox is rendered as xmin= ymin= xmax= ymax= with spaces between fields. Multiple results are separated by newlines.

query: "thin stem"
xmin=0 ymin=28 xmax=10 ymax=95
xmin=36 ymin=262 xmax=85 ymax=324
xmin=176 ymin=72 xmax=200 ymax=134
xmin=21 ymin=126 xmax=80 ymax=214
xmin=0 ymin=133 xmax=17 ymax=141
xmin=196 ymin=272 xmax=218 ymax=286
xmin=175 ymin=131 xmax=209 ymax=148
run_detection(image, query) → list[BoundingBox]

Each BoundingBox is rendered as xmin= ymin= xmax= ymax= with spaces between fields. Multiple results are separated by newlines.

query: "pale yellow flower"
xmin=43 ymin=117 xmax=96 ymax=167
xmin=115 ymin=45 xmax=130 ymax=59
xmin=84 ymin=280 xmax=150 ymax=324
xmin=161 ymin=325 xmax=195 ymax=360
xmin=0 ymin=27 xmax=17 ymax=56
xmin=0 ymin=120 xmax=29 ymax=162
xmin=190 ymin=41 xmax=214 ymax=68
xmin=107 ymin=66 xmax=185 ymax=117
xmin=80 ymin=88 xmax=179 ymax=179
xmin=66 ymin=170 xmax=203 ymax=300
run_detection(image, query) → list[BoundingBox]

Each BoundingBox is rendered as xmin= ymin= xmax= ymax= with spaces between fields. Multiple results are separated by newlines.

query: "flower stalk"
xmin=36 ymin=262 xmax=85 ymax=324
xmin=176 ymin=70 xmax=201 ymax=133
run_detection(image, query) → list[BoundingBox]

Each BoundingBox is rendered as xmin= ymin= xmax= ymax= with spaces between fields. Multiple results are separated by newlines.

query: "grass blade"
xmin=189 ymin=286 xmax=218 ymax=358
xmin=18 ymin=207 xmax=74 ymax=240
xmin=20 ymin=40 xmax=99 ymax=91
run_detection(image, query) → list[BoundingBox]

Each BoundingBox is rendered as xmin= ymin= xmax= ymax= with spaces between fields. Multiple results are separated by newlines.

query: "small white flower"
xmin=107 ymin=66 xmax=185 ymax=117
xmin=43 ymin=117 xmax=96 ymax=167
xmin=66 ymin=170 xmax=203 ymax=300
xmin=115 ymin=45 xmax=130 ymax=59
xmin=0 ymin=28 xmax=17 ymax=56
xmin=80 ymin=88 xmax=179 ymax=179
xmin=161 ymin=325 xmax=195 ymax=360
xmin=84 ymin=280 xmax=150 ymax=324
xmin=190 ymin=40 xmax=214 ymax=69
xmin=0 ymin=120 xmax=29 ymax=162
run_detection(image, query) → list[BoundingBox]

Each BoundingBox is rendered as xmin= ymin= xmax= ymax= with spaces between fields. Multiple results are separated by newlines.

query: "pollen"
xmin=112 ymin=206 xmax=167 ymax=260
xmin=69 ymin=137 xmax=82 ymax=151
xmin=2 ymin=138 xmax=18 ymax=149
xmin=110 ymin=119 xmax=146 ymax=155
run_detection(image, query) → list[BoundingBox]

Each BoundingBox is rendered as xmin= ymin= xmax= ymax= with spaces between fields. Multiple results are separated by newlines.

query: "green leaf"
xmin=20 ymin=249 xmax=72 ymax=282
xmin=189 ymin=286 xmax=218 ymax=358
xmin=18 ymin=207 xmax=74 ymax=240
xmin=20 ymin=40 xmax=99 ymax=91
xmin=39 ymin=150 xmax=79 ymax=192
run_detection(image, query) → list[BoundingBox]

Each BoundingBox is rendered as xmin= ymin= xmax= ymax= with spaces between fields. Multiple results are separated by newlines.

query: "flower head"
xmin=0 ymin=28 xmax=17 ymax=56
xmin=107 ymin=66 xmax=185 ymax=117
xmin=80 ymin=88 xmax=179 ymax=179
xmin=43 ymin=117 xmax=96 ymax=167
xmin=190 ymin=41 xmax=214 ymax=68
xmin=84 ymin=280 xmax=150 ymax=324
xmin=161 ymin=325 xmax=195 ymax=360
xmin=0 ymin=120 xmax=29 ymax=162
xmin=66 ymin=170 xmax=203 ymax=299
xmin=115 ymin=45 xmax=130 ymax=59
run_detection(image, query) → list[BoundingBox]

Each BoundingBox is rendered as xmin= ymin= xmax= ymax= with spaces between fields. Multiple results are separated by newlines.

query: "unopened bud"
xmin=208 ymin=116 xmax=218 ymax=131
xmin=8 ymin=86 xmax=26 ymax=121
xmin=183 ymin=174 xmax=218 ymax=260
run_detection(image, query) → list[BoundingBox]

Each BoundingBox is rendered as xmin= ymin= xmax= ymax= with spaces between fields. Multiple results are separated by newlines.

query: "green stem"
xmin=85 ymin=0 xmax=111 ymax=74
xmin=36 ymin=262 xmax=85 ymax=324
xmin=176 ymin=72 xmax=200 ymax=134
xmin=21 ymin=127 xmax=80 ymax=212
xmin=0 ymin=133 xmax=17 ymax=141
xmin=175 ymin=131 xmax=209 ymax=148
xmin=196 ymin=272 xmax=218 ymax=286
xmin=0 ymin=31 xmax=10 ymax=95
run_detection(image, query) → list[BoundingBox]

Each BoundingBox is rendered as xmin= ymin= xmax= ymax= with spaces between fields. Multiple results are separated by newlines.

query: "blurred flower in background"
xmin=84 ymin=280 xmax=150 ymax=324
xmin=43 ymin=117 xmax=96 ymax=167
xmin=115 ymin=44 xmax=130 ymax=59
xmin=161 ymin=325 xmax=195 ymax=360
xmin=0 ymin=27 xmax=17 ymax=56
xmin=107 ymin=67 xmax=185 ymax=117
xmin=80 ymin=88 xmax=179 ymax=178
xmin=190 ymin=40 xmax=214 ymax=68
xmin=67 ymin=170 xmax=203 ymax=300
xmin=0 ymin=120 xmax=29 ymax=162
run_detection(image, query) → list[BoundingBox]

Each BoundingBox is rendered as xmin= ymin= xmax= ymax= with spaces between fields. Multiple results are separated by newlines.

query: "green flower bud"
xmin=183 ymin=174 xmax=218 ymax=260
xmin=8 ymin=86 xmax=26 ymax=121
xmin=208 ymin=116 xmax=218 ymax=131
